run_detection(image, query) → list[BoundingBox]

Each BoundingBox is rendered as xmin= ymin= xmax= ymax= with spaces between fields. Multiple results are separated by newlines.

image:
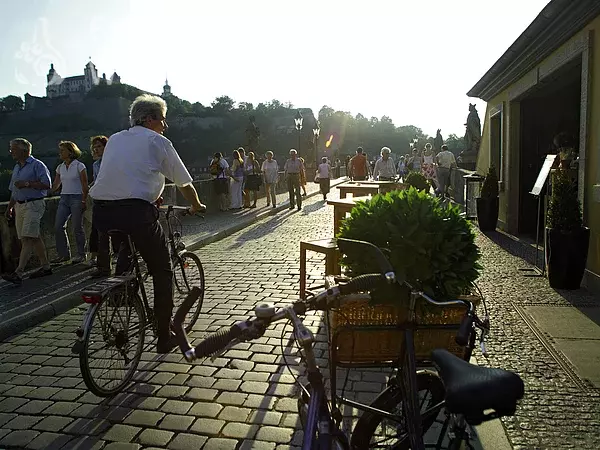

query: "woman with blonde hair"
xmin=421 ymin=143 xmax=438 ymax=191
xmin=230 ymin=149 xmax=245 ymax=209
xmin=298 ymin=157 xmax=308 ymax=196
xmin=51 ymin=140 xmax=89 ymax=264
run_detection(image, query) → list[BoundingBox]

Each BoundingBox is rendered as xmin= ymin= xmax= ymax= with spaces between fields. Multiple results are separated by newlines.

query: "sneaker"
xmin=289 ymin=206 xmax=294 ymax=210
xmin=72 ymin=256 xmax=86 ymax=264
xmin=297 ymin=207 xmax=301 ymax=211
xmin=29 ymin=267 xmax=52 ymax=279
xmin=2 ymin=272 xmax=22 ymax=285
xmin=273 ymin=205 xmax=276 ymax=208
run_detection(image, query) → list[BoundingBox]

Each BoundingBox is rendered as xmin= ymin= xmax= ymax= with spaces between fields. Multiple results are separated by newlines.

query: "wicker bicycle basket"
xmin=326 ymin=277 xmax=481 ymax=366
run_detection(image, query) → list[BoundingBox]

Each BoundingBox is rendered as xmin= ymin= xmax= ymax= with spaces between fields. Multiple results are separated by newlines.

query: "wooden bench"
xmin=299 ymin=238 xmax=340 ymax=299
xmin=326 ymin=196 xmax=372 ymax=234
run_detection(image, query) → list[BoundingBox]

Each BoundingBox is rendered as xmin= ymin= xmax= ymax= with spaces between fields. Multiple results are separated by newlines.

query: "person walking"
xmin=298 ymin=157 xmax=308 ymax=197
xmin=436 ymin=144 xmax=457 ymax=197
xmin=86 ymin=135 xmax=106 ymax=268
xmin=422 ymin=143 xmax=439 ymax=191
xmin=210 ymin=152 xmax=230 ymax=211
xmin=317 ymin=157 xmax=331 ymax=201
xmin=349 ymin=147 xmax=370 ymax=181
xmin=284 ymin=149 xmax=304 ymax=211
xmin=51 ymin=141 xmax=88 ymax=264
xmin=90 ymin=94 xmax=205 ymax=354
xmin=245 ymin=152 xmax=261 ymax=208
xmin=372 ymin=147 xmax=396 ymax=181
xmin=2 ymin=138 xmax=52 ymax=285
xmin=229 ymin=149 xmax=245 ymax=210
xmin=261 ymin=151 xmax=279 ymax=208
xmin=239 ymin=147 xmax=251 ymax=208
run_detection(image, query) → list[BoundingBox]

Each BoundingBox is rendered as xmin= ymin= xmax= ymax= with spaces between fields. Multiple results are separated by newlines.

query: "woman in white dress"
xmin=230 ymin=149 xmax=245 ymax=209
xmin=261 ymin=151 xmax=279 ymax=208
xmin=317 ymin=157 xmax=331 ymax=201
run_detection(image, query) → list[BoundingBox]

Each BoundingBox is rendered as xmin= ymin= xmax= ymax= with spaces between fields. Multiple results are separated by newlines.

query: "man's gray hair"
xmin=289 ymin=149 xmax=297 ymax=155
xmin=381 ymin=146 xmax=391 ymax=155
xmin=129 ymin=94 xmax=167 ymax=127
xmin=10 ymin=138 xmax=32 ymax=154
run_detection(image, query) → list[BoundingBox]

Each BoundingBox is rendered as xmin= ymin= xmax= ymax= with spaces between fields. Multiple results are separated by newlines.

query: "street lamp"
xmin=313 ymin=120 xmax=320 ymax=169
xmin=294 ymin=110 xmax=303 ymax=155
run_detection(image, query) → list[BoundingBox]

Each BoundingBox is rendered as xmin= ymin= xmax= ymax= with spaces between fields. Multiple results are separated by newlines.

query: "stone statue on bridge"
xmin=433 ymin=129 xmax=443 ymax=153
xmin=245 ymin=115 xmax=260 ymax=153
xmin=458 ymin=103 xmax=481 ymax=170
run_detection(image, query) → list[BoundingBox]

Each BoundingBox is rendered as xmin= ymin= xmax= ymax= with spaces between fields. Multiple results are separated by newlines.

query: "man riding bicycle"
xmin=90 ymin=94 xmax=206 ymax=354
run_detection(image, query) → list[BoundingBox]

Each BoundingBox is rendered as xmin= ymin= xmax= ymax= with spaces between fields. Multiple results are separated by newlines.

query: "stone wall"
xmin=0 ymin=172 xmax=316 ymax=273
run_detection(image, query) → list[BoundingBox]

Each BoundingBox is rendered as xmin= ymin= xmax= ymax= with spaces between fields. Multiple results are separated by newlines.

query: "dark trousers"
xmin=89 ymin=220 xmax=121 ymax=271
xmin=93 ymin=199 xmax=173 ymax=340
xmin=287 ymin=174 xmax=302 ymax=208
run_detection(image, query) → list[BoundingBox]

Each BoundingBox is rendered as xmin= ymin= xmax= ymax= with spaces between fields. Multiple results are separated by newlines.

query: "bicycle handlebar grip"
xmin=455 ymin=313 xmax=474 ymax=347
xmin=338 ymin=274 xmax=385 ymax=295
xmin=194 ymin=325 xmax=242 ymax=358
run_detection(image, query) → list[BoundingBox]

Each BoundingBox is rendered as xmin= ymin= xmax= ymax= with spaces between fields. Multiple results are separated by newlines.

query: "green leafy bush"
xmin=338 ymin=188 xmax=482 ymax=305
xmin=405 ymin=171 xmax=429 ymax=191
xmin=480 ymin=166 xmax=499 ymax=198
xmin=547 ymin=169 xmax=582 ymax=231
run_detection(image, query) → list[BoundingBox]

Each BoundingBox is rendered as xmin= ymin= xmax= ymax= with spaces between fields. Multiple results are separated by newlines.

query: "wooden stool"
xmin=299 ymin=238 xmax=341 ymax=299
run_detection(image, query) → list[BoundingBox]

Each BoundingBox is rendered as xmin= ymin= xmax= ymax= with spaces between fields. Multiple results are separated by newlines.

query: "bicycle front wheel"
xmin=351 ymin=370 xmax=445 ymax=449
xmin=79 ymin=290 xmax=146 ymax=397
xmin=173 ymin=251 xmax=205 ymax=333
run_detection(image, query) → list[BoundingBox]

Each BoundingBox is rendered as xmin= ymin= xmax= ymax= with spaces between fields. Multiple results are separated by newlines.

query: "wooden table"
xmin=327 ymin=196 xmax=372 ymax=233
xmin=336 ymin=183 xmax=380 ymax=199
xmin=346 ymin=180 xmax=408 ymax=193
xmin=299 ymin=238 xmax=340 ymax=299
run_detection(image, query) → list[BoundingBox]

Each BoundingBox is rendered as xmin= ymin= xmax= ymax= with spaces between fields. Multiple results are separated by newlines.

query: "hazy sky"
xmin=0 ymin=0 xmax=550 ymax=136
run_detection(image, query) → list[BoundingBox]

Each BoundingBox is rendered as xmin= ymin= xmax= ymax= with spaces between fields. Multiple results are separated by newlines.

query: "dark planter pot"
xmin=545 ymin=227 xmax=590 ymax=290
xmin=476 ymin=197 xmax=499 ymax=231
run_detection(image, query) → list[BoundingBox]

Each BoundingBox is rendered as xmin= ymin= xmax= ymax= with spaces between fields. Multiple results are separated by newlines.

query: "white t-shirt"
xmin=90 ymin=126 xmax=193 ymax=203
xmin=437 ymin=151 xmax=456 ymax=169
xmin=57 ymin=160 xmax=86 ymax=194
xmin=261 ymin=159 xmax=279 ymax=184
xmin=318 ymin=163 xmax=330 ymax=179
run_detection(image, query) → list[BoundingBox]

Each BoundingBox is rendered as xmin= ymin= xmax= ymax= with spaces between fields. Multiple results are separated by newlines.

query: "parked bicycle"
xmin=73 ymin=204 xmax=205 ymax=397
xmin=172 ymin=238 xmax=524 ymax=450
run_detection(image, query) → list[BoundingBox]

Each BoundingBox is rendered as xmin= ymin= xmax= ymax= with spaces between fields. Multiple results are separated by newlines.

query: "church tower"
xmin=162 ymin=79 xmax=172 ymax=98
xmin=46 ymin=63 xmax=62 ymax=98
xmin=84 ymin=60 xmax=99 ymax=92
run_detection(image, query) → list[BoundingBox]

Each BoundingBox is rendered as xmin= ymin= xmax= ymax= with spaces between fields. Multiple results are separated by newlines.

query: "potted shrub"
xmin=476 ymin=166 xmax=499 ymax=231
xmin=333 ymin=188 xmax=482 ymax=363
xmin=545 ymin=169 xmax=589 ymax=289
xmin=405 ymin=171 xmax=430 ymax=192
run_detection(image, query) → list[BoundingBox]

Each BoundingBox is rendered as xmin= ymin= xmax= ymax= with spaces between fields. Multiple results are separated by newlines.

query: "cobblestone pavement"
xmin=0 ymin=187 xmax=598 ymax=449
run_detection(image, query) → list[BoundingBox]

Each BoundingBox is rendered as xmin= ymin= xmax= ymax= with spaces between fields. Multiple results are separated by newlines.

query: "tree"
xmin=445 ymin=133 xmax=465 ymax=157
xmin=211 ymin=95 xmax=235 ymax=113
xmin=238 ymin=102 xmax=254 ymax=112
xmin=1 ymin=95 xmax=24 ymax=112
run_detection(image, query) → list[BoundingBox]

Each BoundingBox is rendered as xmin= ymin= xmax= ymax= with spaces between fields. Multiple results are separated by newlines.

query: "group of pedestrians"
xmin=347 ymin=143 xmax=457 ymax=196
xmin=210 ymin=148 xmax=331 ymax=212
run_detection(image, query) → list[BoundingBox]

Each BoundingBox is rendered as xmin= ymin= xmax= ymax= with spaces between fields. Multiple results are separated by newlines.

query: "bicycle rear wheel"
xmin=172 ymin=251 xmax=205 ymax=333
xmin=79 ymin=290 xmax=146 ymax=397
xmin=351 ymin=370 xmax=445 ymax=449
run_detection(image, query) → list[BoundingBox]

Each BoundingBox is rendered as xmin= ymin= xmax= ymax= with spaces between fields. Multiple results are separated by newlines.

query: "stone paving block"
xmin=0 ymin=397 xmax=28 ymax=412
xmin=190 ymin=417 xmax=225 ymax=436
xmin=0 ymin=428 xmax=9 ymax=441
xmin=185 ymin=387 xmax=218 ymax=401
xmin=0 ymin=430 xmax=40 ymax=447
xmin=104 ymin=443 xmax=141 ymax=450
xmin=229 ymin=359 xmax=255 ymax=371
xmin=136 ymin=428 xmax=173 ymax=447
xmin=212 ymin=378 xmax=242 ymax=392
xmin=187 ymin=401 xmax=223 ymax=418
xmin=267 ymin=383 xmax=299 ymax=397
xmin=4 ymin=414 xmax=42 ymax=430
xmin=240 ymin=380 xmax=270 ymax=394
xmin=242 ymin=371 xmax=270 ymax=382
xmin=63 ymin=418 xmax=111 ymax=436
xmin=5 ymin=385 xmax=38 ymax=399
xmin=44 ymin=400 xmax=83 ymax=416
xmin=23 ymin=387 xmax=61 ymax=400
xmin=249 ymin=410 xmax=283 ymax=426
xmin=69 ymin=403 xmax=99 ymax=418
xmin=216 ymin=391 xmax=248 ymax=405
xmin=130 ymin=395 xmax=165 ymax=410
xmin=252 ymin=353 xmax=279 ymax=363
xmin=218 ymin=406 xmax=252 ymax=422
xmin=243 ymin=394 xmax=278 ymax=409
xmin=160 ymin=399 xmax=193 ymax=415
xmin=214 ymin=368 xmax=245 ymax=379
xmin=167 ymin=374 xmax=189 ymax=385
xmin=281 ymin=413 xmax=301 ymax=428
xmin=60 ymin=435 xmax=105 ymax=449
xmin=31 ymin=366 xmax=63 ymax=377
xmin=275 ymin=397 xmax=299 ymax=412
xmin=27 ymin=376 xmax=60 ymax=387
xmin=254 ymin=363 xmax=281 ymax=373
xmin=155 ymin=385 xmax=189 ymax=399
xmin=240 ymin=440 xmax=276 ymax=450
xmin=222 ymin=422 xmax=259 ymax=439
xmin=22 ymin=355 xmax=52 ymax=365
xmin=0 ymin=413 xmax=16 ymax=428
xmin=203 ymin=437 xmax=238 ymax=450
xmin=189 ymin=365 xmax=217 ymax=377
xmin=187 ymin=375 xmax=216 ymax=388
xmin=167 ymin=432 xmax=208 ymax=450
xmin=32 ymin=415 xmax=73 ymax=432
xmin=149 ymin=372 xmax=175 ymax=385
xmin=255 ymin=426 xmax=295 ymax=444
xmin=16 ymin=400 xmax=53 ymax=414
xmin=156 ymin=362 xmax=190 ymax=374
xmin=25 ymin=431 xmax=73 ymax=450
xmin=158 ymin=413 xmax=194 ymax=431
xmin=102 ymin=424 xmax=141 ymax=442
xmin=77 ymin=392 xmax=105 ymax=404
xmin=123 ymin=410 xmax=164 ymax=427
xmin=51 ymin=388 xmax=85 ymax=401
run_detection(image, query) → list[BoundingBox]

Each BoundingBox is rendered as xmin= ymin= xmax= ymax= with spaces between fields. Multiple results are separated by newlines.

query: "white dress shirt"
xmin=373 ymin=157 xmax=396 ymax=179
xmin=90 ymin=126 xmax=193 ymax=203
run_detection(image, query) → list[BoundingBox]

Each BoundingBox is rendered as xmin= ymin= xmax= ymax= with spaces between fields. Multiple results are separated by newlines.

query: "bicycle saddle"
xmin=432 ymin=349 xmax=524 ymax=418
